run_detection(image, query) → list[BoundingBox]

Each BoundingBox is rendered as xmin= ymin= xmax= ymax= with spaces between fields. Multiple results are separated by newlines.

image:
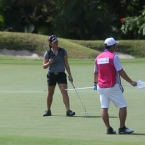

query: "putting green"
xmin=0 ymin=58 xmax=145 ymax=145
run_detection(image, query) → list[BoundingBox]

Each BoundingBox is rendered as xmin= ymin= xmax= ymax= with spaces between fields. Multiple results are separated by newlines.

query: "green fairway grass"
xmin=0 ymin=57 xmax=145 ymax=145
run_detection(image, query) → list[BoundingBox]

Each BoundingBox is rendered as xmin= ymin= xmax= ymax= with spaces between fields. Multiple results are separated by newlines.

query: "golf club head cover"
xmin=93 ymin=85 xmax=97 ymax=90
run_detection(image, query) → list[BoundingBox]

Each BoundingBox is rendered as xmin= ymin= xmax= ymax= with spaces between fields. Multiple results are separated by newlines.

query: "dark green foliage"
xmin=0 ymin=0 xmax=4 ymax=30
xmin=2 ymin=0 xmax=55 ymax=34
xmin=121 ymin=6 xmax=145 ymax=39
xmin=1 ymin=0 xmax=145 ymax=39
xmin=53 ymin=0 xmax=118 ymax=40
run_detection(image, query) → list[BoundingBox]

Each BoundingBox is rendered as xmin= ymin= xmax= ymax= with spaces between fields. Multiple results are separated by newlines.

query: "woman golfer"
xmin=42 ymin=35 xmax=75 ymax=116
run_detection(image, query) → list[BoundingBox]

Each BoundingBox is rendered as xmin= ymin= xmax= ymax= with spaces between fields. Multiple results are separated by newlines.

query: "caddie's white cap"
xmin=104 ymin=37 xmax=119 ymax=46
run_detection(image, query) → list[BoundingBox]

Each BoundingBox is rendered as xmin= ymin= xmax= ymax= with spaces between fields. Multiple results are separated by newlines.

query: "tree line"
xmin=0 ymin=0 xmax=145 ymax=40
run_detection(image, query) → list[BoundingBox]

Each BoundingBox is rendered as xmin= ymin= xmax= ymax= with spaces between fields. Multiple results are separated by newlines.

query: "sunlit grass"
xmin=0 ymin=58 xmax=145 ymax=145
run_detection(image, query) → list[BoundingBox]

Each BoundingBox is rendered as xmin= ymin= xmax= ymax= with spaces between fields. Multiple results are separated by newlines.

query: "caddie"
xmin=94 ymin=37 xmax=137 ymax=134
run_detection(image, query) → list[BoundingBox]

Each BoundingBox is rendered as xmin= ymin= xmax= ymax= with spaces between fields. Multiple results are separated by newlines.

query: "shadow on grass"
xmin=131 ymin=133 xmax=145 ymax=135
xmin=118 ymin=133 xmax=145 ymax=135
xmin=74 ymin=115 xmax=102 ymax=118
xmin=77 ymin=115 xmax=117 ymax=118
xmin=52 ymin=115 xmax=117 ymax=119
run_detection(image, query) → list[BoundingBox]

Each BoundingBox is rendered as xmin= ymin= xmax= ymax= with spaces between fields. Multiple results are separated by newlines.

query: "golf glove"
xmin=93 ymin=85 xmax=97 ymax=90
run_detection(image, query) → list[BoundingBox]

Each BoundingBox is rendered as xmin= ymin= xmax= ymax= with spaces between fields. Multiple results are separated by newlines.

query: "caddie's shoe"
xmin=106 ymin=127 xmax=116 ymax=134
xmin=43 ymin=110 xmax=51 ymax=116
xmin=118 ymin=126 xmax=134 ymax=134
xmin=66 ymin=110 xmax=75 ymax=116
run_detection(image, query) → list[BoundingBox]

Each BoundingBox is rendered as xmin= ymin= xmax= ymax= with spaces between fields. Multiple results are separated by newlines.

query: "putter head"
xmin=84 ymin=112 xmax=88 ymax=115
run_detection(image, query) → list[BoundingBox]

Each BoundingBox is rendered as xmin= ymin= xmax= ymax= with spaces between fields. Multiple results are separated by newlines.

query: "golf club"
xmin=69 ymin=81 xmax=88 ymax=115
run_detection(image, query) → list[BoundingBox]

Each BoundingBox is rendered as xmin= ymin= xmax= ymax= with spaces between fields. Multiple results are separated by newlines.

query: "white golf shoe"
xmin=118 ymin=126 xmax=134 ymax=134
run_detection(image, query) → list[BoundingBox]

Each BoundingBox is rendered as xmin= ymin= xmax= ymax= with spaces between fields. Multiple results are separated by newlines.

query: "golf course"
xmin=0 ymin=56 xmax=145 ymax=145
xmin=0 ymin=33 xmax=145 ymax=145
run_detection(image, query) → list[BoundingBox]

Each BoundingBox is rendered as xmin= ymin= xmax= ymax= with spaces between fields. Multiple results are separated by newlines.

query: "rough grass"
xmin=0 ymin=32 xmax=99 ymax=58
xmin=0 ymin=32 xmax=145 ymax=58
xmin=69 ymin=39 xmax=145 ymax=57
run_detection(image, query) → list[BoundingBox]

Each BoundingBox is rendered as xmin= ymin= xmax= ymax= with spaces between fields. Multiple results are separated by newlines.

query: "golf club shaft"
xmin=70 ymin=82 xmax=87 ymax=112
